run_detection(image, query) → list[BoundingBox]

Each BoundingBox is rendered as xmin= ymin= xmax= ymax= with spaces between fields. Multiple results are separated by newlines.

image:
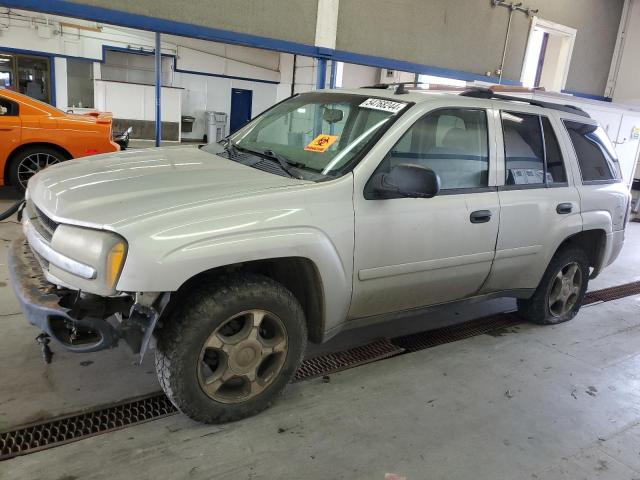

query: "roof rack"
xmin=460 ymin=87 xmax=591 ymax=118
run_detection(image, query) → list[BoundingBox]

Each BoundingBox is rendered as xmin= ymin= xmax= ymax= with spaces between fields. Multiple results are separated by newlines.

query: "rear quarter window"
xmin=563 ymin=120 xmax=621 ymax=183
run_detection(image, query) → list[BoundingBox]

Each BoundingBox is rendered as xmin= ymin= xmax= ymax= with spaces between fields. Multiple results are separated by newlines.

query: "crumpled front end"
xmin=7 ymin=199 xmax=170 ymax=357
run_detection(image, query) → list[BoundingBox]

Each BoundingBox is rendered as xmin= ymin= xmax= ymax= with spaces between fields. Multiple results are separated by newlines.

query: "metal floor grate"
xmin=2 ymin=281 xmax=639 ymax=460
xmin=0 ymin=394 xmax=175 ymax=460
xmin=584 ymin=281 xmax=640 ymax=305
xmin=294 ymin=338 xmax=404 ymax=381
xmin=392 ymin=313 xmax=519 ymax=352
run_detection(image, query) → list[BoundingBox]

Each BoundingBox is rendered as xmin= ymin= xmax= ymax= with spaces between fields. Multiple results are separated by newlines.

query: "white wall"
xmin=94 ymin=79 xmax=182 ymax=122
xmin=340 ymin=63 xmax=379 ymax=88
xmin=53 ymin=57 xmax=68 ymax=109
xmin=173 ymin=72 xmax=278 ymax=140
xmin=0 ymin=8 xmax=288 ymax=120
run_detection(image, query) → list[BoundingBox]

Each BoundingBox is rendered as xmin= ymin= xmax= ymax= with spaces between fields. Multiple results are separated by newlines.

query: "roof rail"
xmin=460 ymin=87 xmax=591 ymax=118
xmin=361 ymin=82 xmax=429 ymax=95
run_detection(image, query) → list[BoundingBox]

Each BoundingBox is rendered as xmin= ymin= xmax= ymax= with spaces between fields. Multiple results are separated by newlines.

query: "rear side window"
xmin=541 ymin=117 xmax=567 ymax=184
xmin=563 ymin=121 xmax=621 ymax=183
xmin=0 ymin=97 xmax=18 ymax=116
xmin=502 ymin=111 xmax=567 ymax=186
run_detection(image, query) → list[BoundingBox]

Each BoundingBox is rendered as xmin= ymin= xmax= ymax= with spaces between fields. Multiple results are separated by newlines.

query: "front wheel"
xmin=155 ymin=274 xmax=307 ymax=424
xmin=517 ymin=247 xmax=590 ymax=325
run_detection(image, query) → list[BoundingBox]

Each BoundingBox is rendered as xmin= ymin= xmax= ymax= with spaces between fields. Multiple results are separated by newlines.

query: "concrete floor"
xmin=1 ymin=193 xmax=640 ymax=479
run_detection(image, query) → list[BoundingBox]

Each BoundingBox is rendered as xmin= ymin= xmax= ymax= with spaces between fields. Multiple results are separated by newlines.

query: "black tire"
xmin=8 ymin=146 xmax=67 ymax=191
xmin=517 ymin=246 xmax=590 ymax=325
xmin=155 ymin=273 xmax=307 ymax=424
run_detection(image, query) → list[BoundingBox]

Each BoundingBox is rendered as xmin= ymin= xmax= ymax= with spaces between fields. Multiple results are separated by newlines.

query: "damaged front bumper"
xmin=7 ymin=238 xmax=168 ymax=356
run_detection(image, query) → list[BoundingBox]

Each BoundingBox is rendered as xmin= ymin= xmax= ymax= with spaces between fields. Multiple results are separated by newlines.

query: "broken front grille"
xmin=26 ymin=200 xmax=59 ymax=242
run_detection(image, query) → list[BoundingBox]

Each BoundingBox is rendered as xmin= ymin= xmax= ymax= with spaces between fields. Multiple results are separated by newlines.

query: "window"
xmin=203 ymin=93 xmax=406 ymax=178
xmin=375 ymin=108 xmax=489 ymax=191
xmin=0 ymin=98 xmax=18 ymax=116
xmin=0 ymin=51 xmax=51 ymax=104
xmin=101 ymin=50 xmax=173 ymax=86
xmin=502 ymin=112 xmax=567 ymax=185
xmin=542 ymin=117 xmax=567 ymax=183
xmin=67 ymin=58 xmax=94 ymax=109
xmin=563 ymin=120 xmax=621 ymax=182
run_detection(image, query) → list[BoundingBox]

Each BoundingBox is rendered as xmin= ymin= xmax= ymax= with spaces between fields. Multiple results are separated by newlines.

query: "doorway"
xmin=521 ymin=18 xmax=577 ymax=92
xmin=230 ymin=88 xmax=253 ymax=134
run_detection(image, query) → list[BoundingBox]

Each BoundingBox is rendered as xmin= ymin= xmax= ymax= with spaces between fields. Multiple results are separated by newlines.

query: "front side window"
xmin=373 ymin=108 xmax=489 ymax=191
xmin=502 ymin=111 xmax=568 ymax=185
xmin=206 ymin=93 xmax=408 ymax=178
xmin=563 ymin=120 xmax=621 ymax=182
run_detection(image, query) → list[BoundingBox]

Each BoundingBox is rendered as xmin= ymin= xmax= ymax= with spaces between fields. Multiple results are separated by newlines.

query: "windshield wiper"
xmin=261 ymin=149 xmax=303 ymax=179
xmin=222 ymin=138 xmax=238 ymax=157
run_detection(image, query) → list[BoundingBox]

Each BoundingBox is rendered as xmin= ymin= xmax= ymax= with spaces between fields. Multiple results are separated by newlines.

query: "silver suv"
xmin=8 ymin=86 xmax=631 ymax=423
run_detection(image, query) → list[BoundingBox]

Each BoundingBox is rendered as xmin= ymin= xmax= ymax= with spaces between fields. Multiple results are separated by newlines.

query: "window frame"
xmin=498 ymin=110 xmax=569 ymax=191
xmin=365 ymin=106 xmax=494 ymax=199
xmin=561 ymin=119 xmax=622 ymax=186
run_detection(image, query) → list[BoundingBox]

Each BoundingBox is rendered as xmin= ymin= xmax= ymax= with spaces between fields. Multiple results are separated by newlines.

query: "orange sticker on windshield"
xmin=304 ymin=134 xmax=338 ymax=152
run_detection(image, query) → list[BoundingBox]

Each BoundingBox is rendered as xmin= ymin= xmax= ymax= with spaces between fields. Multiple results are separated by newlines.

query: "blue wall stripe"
xmin=561 ymin=89 xmax=612 ymax=103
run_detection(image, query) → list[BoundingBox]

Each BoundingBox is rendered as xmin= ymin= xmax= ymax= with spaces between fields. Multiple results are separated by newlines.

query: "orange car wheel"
xmin=8 ymin=146 xmax=68 ymax=192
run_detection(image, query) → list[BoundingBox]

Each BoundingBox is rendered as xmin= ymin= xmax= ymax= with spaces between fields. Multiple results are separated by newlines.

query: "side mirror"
xmin=371 ymin=164 xmax=440 ymax=199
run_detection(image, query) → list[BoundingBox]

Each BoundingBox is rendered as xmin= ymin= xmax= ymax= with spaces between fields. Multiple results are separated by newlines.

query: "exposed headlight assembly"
xmin=49 ymin=225 xmax=128 ymax=296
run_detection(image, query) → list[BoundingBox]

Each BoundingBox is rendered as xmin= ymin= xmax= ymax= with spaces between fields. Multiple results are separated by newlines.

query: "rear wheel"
xmin=155 ymin=274 xmax=307 ymax=424
xmin=8 ymin=146 xmax=68 ymax=191
xmin=517 ymin=247 xmax=589 ymax=325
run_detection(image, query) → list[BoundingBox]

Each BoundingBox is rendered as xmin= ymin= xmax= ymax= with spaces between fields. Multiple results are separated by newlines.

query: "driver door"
xmin=350 ymin=106 xmax=500 ymax=318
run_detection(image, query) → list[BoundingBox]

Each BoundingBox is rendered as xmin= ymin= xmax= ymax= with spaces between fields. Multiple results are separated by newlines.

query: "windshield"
xmin=203 ymin=93 xmax=409 ymax=179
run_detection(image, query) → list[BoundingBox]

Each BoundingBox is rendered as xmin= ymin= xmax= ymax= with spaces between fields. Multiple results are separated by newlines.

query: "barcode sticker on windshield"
xmin=359 ymin=98 xmax=407 ymax=113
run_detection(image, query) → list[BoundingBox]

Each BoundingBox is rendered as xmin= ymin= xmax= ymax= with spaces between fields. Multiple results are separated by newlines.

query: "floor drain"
xmin=294 ymin=338 xmax=404 ymax=381
xmin=584 ymin=280 xmax=640 ymax=305
xmin=0 ymin=393 xmax=175 ymax=461
xmin=392 ymin=313 xmax=520 ymax=352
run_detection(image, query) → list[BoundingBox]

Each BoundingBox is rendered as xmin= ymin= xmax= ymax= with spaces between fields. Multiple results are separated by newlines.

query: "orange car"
xmin=0 ymin=88 xmax=120 ymax=190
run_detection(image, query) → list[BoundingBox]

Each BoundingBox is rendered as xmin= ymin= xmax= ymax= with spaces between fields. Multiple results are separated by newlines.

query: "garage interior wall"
xmin=0 ymin=9 xmax=290 ymax=139
xmin=336 ymin=0 xmax=625 ymax=96
xmin=66 ymin=0 xmax=318 ymax=46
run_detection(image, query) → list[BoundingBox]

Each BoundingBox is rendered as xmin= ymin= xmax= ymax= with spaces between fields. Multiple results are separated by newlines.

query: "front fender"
xmin=117 ymin=226 xmax=352 ymax=333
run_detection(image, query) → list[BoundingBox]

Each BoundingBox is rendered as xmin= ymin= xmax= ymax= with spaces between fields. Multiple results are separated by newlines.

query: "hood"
xmin=29 ymin=146 xmax=310 ymax=228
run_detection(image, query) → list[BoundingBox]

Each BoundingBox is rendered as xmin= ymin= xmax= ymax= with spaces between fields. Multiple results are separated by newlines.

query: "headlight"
xmin=50 ymin=225 xmax=128 ymax=296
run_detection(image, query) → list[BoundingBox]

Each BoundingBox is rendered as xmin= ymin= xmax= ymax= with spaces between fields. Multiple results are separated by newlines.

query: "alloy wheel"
xmin=548 ymin=261 xmax=582 ymax=317
xmin=197 ymin=309 xmax=288 ymax=404
xmin=17 ymin=152 xmax=61 ymax=189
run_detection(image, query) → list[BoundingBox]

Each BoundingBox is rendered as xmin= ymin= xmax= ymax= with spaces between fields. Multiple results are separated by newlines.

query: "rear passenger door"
xmin=481 ymin=108 xmax=582 ymax=294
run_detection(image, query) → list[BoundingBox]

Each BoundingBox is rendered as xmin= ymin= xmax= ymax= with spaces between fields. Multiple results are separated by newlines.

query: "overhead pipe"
xmin=491 ymin=0 xmax=539 ymax=84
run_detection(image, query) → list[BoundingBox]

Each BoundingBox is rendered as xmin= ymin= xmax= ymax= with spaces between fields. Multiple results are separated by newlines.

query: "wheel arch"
xmin=171 ymin=256 xmax=326 ymax=344
xmin=553 ymin=229 xmax=607 ymax=278
xmin=5 ymin=142 xmax=73 ymax=186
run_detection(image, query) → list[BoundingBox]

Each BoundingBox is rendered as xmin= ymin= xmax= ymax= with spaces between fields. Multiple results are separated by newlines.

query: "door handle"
xmin=470 ymin=210 xmax=492 ymax=223
xmin=0 ymin=127 xmax=15 ymax=131
xmin=556 ymin=203 xmax=573 ymax=214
